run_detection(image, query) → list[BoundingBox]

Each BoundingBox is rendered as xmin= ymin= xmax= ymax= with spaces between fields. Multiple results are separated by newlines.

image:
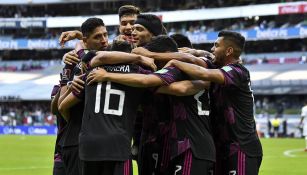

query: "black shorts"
xmin=138 ymin=135 xmax=171 ymax=175
xmin=228 ymin=150 xmax=262 ymax=175
xmin=216 ymin=149 xmax=262 ymax=175
xmin=138 ymin=141 xmax=162 ymax=175
xmin=62 ymin=146 xmax=82 ymax=175
xmin=81 ymin=159 xmax=133 ymax=175
xmin=53 ymin=151 xmax=66 ymax=175
xmin=167 ymin=149 xmax=214 ymax=175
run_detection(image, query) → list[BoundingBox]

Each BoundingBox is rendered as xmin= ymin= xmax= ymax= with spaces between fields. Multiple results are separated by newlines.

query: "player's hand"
xmin=59 ymin=30 xmax=83 ymax=48
xmin=63 ymin=50 xmax=80 ymax=65
xmin=87 ymin=67 xmax=108 ymax=85
xmin=163 ymin=59 xmax=178 ymax=68
xmin=139 ymin=56 xmax=157 ymax=71
xmin=179 ymin=47 xmax=196 ymax=53
xmin=131 ymin=47 xmax=153 ymax=57
xmin=71 ymin=74 xmax=85 ymax=93
xmin=115 ymin=34 xmax=127 ymax=42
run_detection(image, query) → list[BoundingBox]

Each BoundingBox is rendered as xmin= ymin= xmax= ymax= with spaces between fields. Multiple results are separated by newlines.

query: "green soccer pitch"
xmin=0 ymin=135 xmax=306 ymax=175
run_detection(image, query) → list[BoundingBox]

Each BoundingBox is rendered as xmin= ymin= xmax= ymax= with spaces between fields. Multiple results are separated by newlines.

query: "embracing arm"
xmin=132 ymin=47 xmax=207 ymax=67
xmin=58 ymin=93 xmax=81 ymax=121
xmin=156 ymin=80 xmax=209 ymax=96
xmin=167 ymin=60 xmax=224 ymax=84
xmin=86 ymin=68 xmax=163 ymax=87
xmin=89 ymin=51 xmax=156 ymax=71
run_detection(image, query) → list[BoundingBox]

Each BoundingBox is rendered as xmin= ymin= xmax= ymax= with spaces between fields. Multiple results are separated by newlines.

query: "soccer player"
xmin=50 ymin=84 xmax=67 ymax=175
xmin=164 ymin=31 xmax=263 ymax=175
xmin=87 ymin=35 xmax=216 ymax=175
xmin=115 ymin=5 xmax=140 ymax=43
xmin=58 ymin=5 xmax=140 ymax=48
xmin=57 ymin=17 xmax=108 ymax=175
xmin=59 ymin=53 xmax=152 ymax=175
xmin=299 ymin=100 xmax=307 ymax=151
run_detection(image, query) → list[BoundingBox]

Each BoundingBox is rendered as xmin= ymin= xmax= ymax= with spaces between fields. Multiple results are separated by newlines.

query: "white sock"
xmin=305 ymin=136 xmax=307 ymax=149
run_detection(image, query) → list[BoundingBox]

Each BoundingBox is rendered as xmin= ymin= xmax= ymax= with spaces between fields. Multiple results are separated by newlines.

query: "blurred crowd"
xmin=0 ymin=59 xmax=61 ymax=72
xmin=0 ymin=102 xmax=56 ymax=126
xmin=0 ymin=0 xmax=299 ymax=18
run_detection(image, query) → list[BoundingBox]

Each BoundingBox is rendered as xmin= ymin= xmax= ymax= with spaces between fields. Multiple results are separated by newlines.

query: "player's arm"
xmin=179 ymin=47 xmax=214 ymax=58
xmin=166 ymin=60 xmax=225 ymax=84
xmin=156 ymin=80 xmax=210 ymax=96
xmin=59 ymin=30 xmax=83 ymax=47
xmin=58 ymin=93 xmax=81 ymax=121
xmin=58 ymin=85 xmax=72 ymax=106
xmin=89 ymin=51 xmax=157 ymax=71
xmin=131 ymin=47 xmax=207 ymax=67
xmin=87 ymin=67 xmax=163 ymax=87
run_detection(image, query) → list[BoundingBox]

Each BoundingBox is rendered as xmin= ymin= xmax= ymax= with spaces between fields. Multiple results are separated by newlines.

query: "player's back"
xmin=79 ymin=64 xmax=150 ymax=161
xmin=170 ymin=89 xmax=215 ymax=162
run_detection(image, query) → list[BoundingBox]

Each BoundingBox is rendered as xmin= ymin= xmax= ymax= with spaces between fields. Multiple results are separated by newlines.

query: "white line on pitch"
xmin=283 ymin=149 xmax=307 ymax=157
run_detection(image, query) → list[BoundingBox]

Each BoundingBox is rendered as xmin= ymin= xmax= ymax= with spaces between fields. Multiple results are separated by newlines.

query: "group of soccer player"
xmin=50 ymin=4 xmax=263 ymax=175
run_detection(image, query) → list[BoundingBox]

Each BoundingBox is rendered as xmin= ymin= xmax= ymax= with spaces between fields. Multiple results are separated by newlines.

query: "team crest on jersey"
xmin=222 ymin=66 xmax=232 ymax=72
xmin=155 ymin=68 xmax=168 ymax=74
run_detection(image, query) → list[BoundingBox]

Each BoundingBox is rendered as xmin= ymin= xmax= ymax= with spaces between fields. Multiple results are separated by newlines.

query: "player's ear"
xmin=226 ymin=47 xmax=233 ymax=57
xmin=82 ymin=37 xmax=87 ymax=45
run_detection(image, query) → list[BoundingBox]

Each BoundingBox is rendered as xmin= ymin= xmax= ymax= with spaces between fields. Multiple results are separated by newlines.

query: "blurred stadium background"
xmin=0 ymin=0 xmax=307 ymax=174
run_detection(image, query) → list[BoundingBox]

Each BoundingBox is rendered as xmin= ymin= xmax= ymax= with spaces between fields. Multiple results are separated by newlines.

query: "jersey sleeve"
xmin=152 ymin=66 xmax=186 ymax=85
xmin=51 ymin=84 xmax=60 ymax=98
xmin=71 ymin=74 xmax=86 ymax=100
xmin=137 ymin=66 xmax=154 ymax=75
xmin=219 ymin=64 xmax=248 ymax=88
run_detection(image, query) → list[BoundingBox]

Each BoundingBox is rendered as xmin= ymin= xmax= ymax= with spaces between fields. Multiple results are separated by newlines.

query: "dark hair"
xmin=170 ymin=33 xmax=192 ymax=48
xmin=118 ymin=5 xmax=140 ymax=19
xmin=81 ymin=17 xmax=105 ymax=37
xmin=111 ymin=40 xmax=132 ymax=53
xmin=218 ymin=30 xmax=245 ymax=57
xmin=135 ymin=14 xmax=163 ymax=36
xmin=144 ymin=35 xmax=178 ymax=53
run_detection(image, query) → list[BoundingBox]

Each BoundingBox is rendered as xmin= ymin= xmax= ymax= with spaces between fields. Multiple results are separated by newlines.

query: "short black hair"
xmin=111 ymin=40 xmax=132 ymax=53
xmin=81 ymin=17 xmax=105 ymax=37
xmin=170 ymin=33 xmax=192 ymax=48
xmin=118 ymin=5 xmax=140 ymax=19
xmin=135 ymin=14 xmax=163 ymax=36
xmin=218 ymin=30 xmax=245 ymax=57
xmin=144 ymin=35 xmax=178 ymax=53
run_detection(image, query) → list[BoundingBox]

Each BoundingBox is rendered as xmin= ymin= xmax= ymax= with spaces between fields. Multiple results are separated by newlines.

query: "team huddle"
xmin=50 ymin=5 xmax=263 ymax=175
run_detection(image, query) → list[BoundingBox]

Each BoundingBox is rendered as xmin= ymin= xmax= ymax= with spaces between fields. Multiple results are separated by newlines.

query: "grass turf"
xmin=0 ymin=136 xmax=306 ymax=175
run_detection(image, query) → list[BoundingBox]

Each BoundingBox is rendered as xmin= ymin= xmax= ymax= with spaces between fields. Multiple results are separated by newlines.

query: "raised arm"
xmin=156 ymin=80 xmax=210 ymax=96
xmin=59 ymin=30 xmax=83 ymax=47
xmin=166 ymin=60 xmax=225 ymax=84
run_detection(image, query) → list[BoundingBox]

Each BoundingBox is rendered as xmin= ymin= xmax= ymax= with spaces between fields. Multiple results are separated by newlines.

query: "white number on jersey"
xmin=194 ymin=90 xmax=210 ymax=116
xmin=94 ymin=81 xmax=125 ymax=116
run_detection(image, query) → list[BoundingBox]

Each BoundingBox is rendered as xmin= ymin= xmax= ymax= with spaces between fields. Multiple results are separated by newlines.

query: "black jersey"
xmin=210 ymin=63 xmax=262 ymax=157
xmin=153 ymin=67 xmax=215 ymax=161
xmin=77 ymin=64 xmax=152 ymax=161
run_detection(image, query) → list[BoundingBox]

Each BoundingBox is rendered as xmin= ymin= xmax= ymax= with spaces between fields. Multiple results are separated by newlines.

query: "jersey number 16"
xmin=94 ymin=81 xmax=125 ymax=116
